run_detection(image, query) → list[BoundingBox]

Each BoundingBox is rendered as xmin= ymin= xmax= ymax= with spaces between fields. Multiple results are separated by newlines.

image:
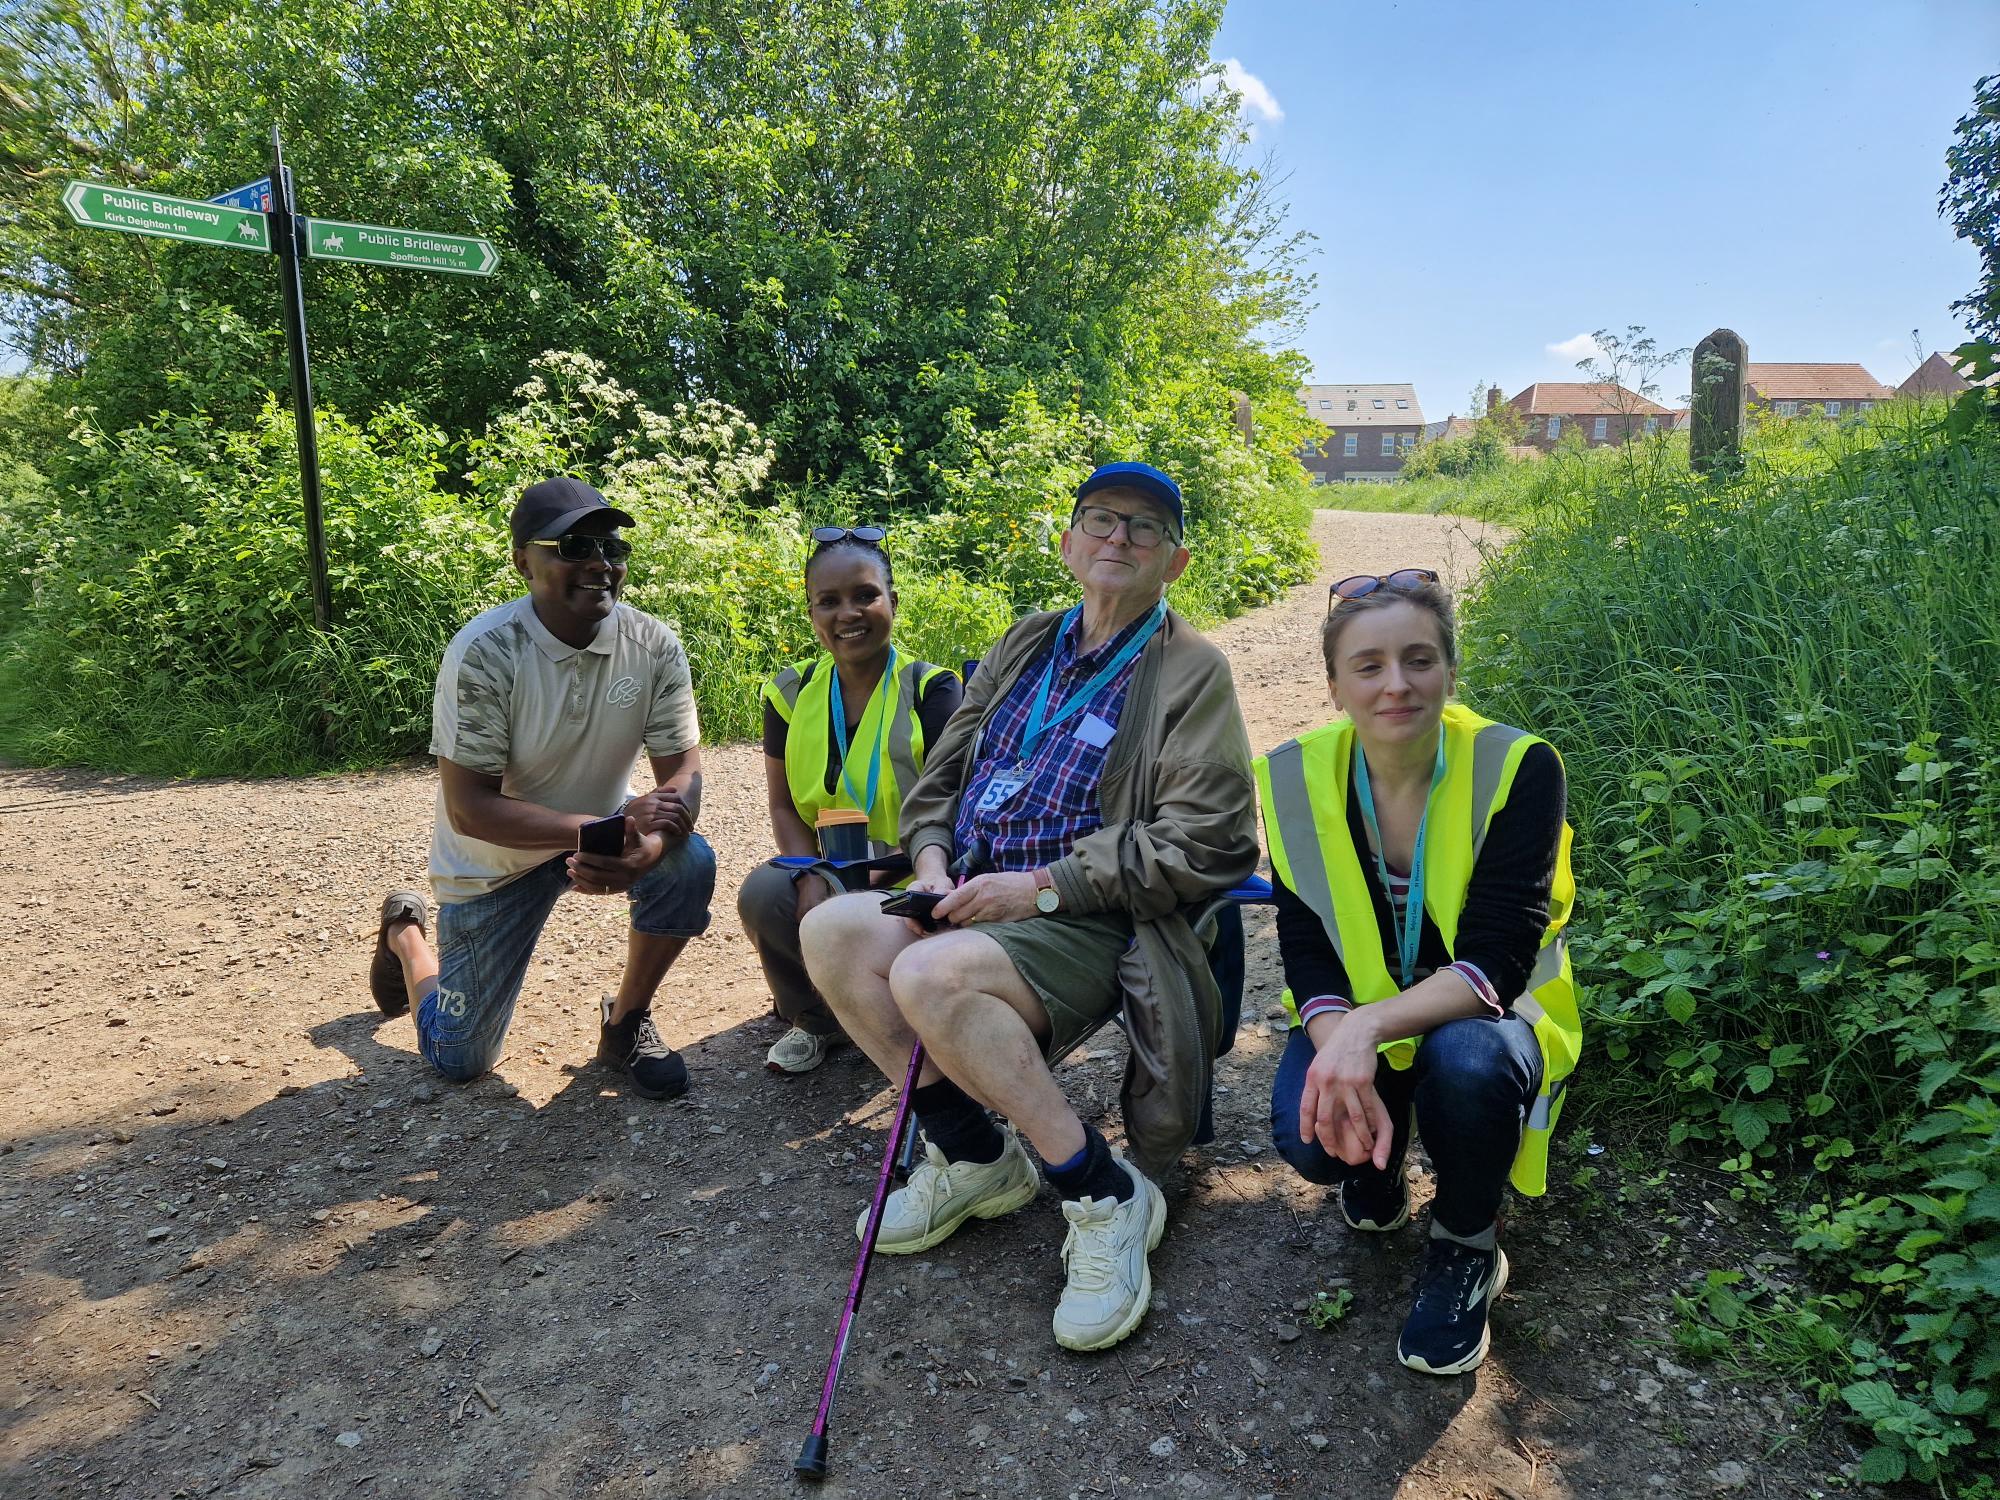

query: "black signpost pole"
xmin=269 ymin=125 xmax=332 ymax=631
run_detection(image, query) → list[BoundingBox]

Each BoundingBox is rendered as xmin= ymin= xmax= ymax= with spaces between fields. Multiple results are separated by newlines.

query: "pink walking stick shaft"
xmin=800 ymin=1038 xmax=926 ymax=1462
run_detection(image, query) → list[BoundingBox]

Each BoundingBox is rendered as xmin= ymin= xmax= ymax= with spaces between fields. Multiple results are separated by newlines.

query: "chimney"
xmin=1486 ymin=385 xmax=1503 ymax=416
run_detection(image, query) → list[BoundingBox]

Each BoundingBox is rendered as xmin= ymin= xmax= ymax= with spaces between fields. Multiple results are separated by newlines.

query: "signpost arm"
xmin=270 ymin=126 xmax=333 ymax=631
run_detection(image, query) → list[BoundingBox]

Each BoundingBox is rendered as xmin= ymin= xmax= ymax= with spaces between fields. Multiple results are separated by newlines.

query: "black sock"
xmin=1044 ymin=1125 xmax=1133 ymax=1203
xmin=912 ymin=1079 xmax=1004 ymax=1165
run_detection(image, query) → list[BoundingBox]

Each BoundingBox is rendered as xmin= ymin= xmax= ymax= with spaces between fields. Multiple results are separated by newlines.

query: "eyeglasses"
xmin=811 ymin=525 xmax=887 ymax=546
xmin=1327 ymin=567 xmax=1439 ymax=612
xmin=529 ymin=532 xmax=633 ymax=564
xmin=1072 ymin=503 xmax=1178 ymax=550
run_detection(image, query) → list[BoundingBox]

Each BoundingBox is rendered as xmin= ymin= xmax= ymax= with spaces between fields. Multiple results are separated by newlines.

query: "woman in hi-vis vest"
xmin=1253 ymin=570 xmax=1579 ymax=1377
xmin=738 ymin=527 xmax=962 ymax=1074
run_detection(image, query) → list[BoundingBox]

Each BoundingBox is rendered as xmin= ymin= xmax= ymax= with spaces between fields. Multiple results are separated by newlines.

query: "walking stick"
xmin=795 ymin=838 xmax=988 ymax=1483
xmin=794 ymin=1036 xmax=925 ymax=1481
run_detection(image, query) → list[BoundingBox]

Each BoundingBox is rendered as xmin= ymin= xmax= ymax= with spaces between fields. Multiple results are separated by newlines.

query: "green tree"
xmin=1 ymin=0 xmax=1314 ymax=503
xmin=1943 ymin=73 xmax=2000 ymax=339
xmin=1941 ymin=73 xmax=2000 ymax=424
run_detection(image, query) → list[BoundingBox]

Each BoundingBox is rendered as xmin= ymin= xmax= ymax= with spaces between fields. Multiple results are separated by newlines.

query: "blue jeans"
xmin=1268 ymin=1013 xmax=1543 ymax=1237
xmin=416 ymin=835 xmax=716 ymax=1082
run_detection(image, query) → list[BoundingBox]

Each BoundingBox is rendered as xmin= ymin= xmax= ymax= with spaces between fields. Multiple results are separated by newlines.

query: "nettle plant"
xmin=1459 ymin=400 xmax=2000 ymax=1488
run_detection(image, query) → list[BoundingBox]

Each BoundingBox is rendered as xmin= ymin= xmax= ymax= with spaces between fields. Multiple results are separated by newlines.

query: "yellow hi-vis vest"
xmin=762 ymin=652 xmax=954 ymax=848
xmin=1253 ymin=702 xmax=1581 ymax=1196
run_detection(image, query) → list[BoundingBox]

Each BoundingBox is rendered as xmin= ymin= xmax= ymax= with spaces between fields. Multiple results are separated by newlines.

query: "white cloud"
xmin=1220 ymin=59 xmax=1283 ymax=126
xmin=1546 ymin=332 xmax=1602 ymax=364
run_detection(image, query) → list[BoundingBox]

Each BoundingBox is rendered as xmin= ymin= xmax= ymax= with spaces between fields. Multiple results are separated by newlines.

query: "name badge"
xmin=1073 ymin=713 xmax=1116 ymax=749
xmin=974 ymin=770 xmax=1029 ymax=817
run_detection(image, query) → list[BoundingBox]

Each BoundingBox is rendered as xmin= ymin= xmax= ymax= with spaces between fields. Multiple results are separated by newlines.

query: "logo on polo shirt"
xmin=606 ymin=675 xmax=641 ymax=709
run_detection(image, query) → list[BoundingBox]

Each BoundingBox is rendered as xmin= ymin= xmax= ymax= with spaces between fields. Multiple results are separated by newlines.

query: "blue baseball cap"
xmin=1075 ymin=461 xmax=1183 ymax=536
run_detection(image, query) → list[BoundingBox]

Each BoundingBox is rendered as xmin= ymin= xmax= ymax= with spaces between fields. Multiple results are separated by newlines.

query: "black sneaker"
xmin=369 ymin=890 xmax=429 ymax=1017
xmin=1397 ymin=1237 xmax=1509 ymax=1375
xmin=596 ymin=996 xmax=689 ymax=1100
xmin=1339 ymin=1170 xmax=1411 ymax=1232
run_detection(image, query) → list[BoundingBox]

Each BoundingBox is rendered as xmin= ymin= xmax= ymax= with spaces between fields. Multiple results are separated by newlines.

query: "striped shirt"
xmin=1294 ymin=867 xmax=1502 ymax=1028
xmin=952 ymin=608 xmax=1152 ymax=874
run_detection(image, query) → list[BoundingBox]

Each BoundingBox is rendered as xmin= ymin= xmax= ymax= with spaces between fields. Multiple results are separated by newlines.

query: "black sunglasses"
xmin=1326 ymin=567 xmax=1439 ymax=612
xmin=811 ymin=525 xmax=887 ymax=546
xmin=529 ymin=532 xmax=633 ymax=564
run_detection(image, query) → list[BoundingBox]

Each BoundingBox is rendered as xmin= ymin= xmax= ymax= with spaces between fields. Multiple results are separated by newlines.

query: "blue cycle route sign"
xmin=209 ymin=178 xmax=274 ymax=214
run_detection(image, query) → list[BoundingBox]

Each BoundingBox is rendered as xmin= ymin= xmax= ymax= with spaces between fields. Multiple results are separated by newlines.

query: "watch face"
xmin=1036 ymin=887 xmax=1060 ymax=912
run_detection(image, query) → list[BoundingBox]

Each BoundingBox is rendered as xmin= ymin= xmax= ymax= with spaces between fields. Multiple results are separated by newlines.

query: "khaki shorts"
xmin=975 ymin=910 xmax=1135 ymax=1062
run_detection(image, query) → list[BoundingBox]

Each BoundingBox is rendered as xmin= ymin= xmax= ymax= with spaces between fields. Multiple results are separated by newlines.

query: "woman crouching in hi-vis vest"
xmin=737 ymin=526 xmax=962 ymax=1075
xmin=1254 ymin=568 xmax=1579 ymax=1377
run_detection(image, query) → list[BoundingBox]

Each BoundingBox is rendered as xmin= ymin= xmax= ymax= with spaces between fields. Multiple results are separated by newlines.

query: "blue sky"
xmin=11 ymin=3 xmax=1987 ymax=405
xmin=1211 ymin=0 xmax=1994 ymax=416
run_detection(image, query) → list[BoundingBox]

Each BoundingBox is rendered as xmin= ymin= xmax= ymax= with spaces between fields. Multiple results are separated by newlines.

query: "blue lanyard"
xmin=1017 ymin=603 xmax=1164 ymax=765
xmin=828 ymin=646 xmax=896 ymax=815
xmin=1353 ymin=730 xmax=1448 ymax=989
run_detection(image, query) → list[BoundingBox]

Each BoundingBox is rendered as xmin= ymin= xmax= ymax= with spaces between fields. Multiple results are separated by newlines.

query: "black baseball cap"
xmin=509 ymin=477 xmax=636 ymax=547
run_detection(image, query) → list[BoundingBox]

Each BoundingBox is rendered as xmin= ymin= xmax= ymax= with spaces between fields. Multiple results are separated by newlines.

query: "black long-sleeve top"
xmin=1273 ymin=742 xmax=1565 ymax=1008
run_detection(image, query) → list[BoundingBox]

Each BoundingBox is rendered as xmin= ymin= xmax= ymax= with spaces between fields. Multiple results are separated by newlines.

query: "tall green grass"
xmin=1320 ymin=437 xmax=1680 ymax=523
xmin=1459 ymin=402 xmax=1999 ymax=1488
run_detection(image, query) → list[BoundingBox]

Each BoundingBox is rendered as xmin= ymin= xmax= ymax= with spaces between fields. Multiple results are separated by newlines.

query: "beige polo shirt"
xmin=428 ymin=595 xmax=701 ymax=902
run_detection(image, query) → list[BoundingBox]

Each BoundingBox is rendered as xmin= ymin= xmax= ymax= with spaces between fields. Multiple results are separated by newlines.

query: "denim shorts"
xmin=416 ymin=834 xmax=715 ymax=1081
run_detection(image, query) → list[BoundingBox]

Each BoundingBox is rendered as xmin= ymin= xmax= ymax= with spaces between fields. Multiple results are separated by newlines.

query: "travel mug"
xmin=815 ymin=808 xmax=870 ymax=864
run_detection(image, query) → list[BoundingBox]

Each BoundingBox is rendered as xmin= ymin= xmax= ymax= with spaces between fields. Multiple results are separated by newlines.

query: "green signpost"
xmin=305 ymin=218 xmax=498 ymax=276
xmin=62 ymin=181 xmax=271 ymax=253
xmin=63 ymin=130 xmax=502 ymax=633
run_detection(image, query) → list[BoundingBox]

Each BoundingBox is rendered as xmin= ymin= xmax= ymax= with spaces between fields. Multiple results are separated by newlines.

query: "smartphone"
xmin=879 ymin=889 xmax=946 ymax=930
xmin=577 ymin=813 xmax=627 ymax=858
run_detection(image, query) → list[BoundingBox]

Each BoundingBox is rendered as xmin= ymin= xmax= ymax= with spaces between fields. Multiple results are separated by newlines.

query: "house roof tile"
xmin=1744 ymin=363 xmax=1894 ymax=402
xmin=1898 ymin=351 xmax=1994 ymax=395
xmin=1298 ymin=383 xmax=1425 ymax=428
xmin=1506 ymin=382 xmax=1669 ymax=416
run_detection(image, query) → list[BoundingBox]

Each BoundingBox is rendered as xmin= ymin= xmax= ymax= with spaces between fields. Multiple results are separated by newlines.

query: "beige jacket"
xmin=900 ymin=605 xmax=1258 ymax=1173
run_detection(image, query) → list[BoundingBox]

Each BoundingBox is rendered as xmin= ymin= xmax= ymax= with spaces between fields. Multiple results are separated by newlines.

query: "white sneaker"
xmin=765 ymin=1026 xmax=847 ymax=1074
xmin=858 ymin=1127 xmax=1038 ymax=1254
xmin=1051 ymin=1157 xmax=1167 ymax=1351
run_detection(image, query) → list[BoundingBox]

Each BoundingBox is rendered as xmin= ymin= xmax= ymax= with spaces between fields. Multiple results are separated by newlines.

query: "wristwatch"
xmin=1033 ymin=867 xmax=1062 ymax=914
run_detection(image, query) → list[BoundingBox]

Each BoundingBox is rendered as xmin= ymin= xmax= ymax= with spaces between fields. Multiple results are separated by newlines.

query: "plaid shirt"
xmin=953 ymin=607 xmax=1155 ymax=874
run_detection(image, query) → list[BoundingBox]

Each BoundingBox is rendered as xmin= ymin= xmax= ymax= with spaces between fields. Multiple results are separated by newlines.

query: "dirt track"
xmin=1 ymin=510 xmax=1862 ymax=1498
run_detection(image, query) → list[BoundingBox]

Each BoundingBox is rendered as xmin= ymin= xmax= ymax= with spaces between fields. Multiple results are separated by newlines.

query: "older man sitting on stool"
xmin=801 ymin=461 xmax=1256 ymax=1351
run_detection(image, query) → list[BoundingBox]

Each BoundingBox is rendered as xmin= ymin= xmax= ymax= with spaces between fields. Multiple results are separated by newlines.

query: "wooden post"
xmin=1690 ymin=328 xmax=1747 ymax=478
xmin=1232 ymin=391 xmax=1255 ymax=448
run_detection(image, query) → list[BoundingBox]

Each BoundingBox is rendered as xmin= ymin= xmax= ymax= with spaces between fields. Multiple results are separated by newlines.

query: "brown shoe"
xmin=370 ymin=890 xmax=429 ymax=1017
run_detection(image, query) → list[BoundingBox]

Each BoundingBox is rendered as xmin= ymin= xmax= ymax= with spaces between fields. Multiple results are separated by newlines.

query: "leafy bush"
xmin=0 ymin=352 xmax=1312 ymax=773
xmin=1400 ymin=426 xmax=1508 ymax=482
xmin=0 ymin=399 xmax=500 ymax=773
xmin=0 ymin=378 xmax=56 ymax=623
xmin=1457 ymin=403 xmax=2000 ymax=1486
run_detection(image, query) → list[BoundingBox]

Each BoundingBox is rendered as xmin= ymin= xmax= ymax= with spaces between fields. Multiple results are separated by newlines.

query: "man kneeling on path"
xmin=801 ymin=462 xmax=1256 ymax=1351
xmin=369 ymin=478 xmax=715 ymax=1098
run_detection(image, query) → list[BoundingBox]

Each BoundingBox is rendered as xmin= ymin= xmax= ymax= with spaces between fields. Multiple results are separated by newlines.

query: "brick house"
xmin=1422 ymin=416 xmax=1478 ymax=444
xmin=1501 ymin=382 xmax=1670 ymax=450
xmin=1745 ymin=363 xmax=1894 ymax=419
xmin=1297 ymin=383 xmax=1425 ymax=482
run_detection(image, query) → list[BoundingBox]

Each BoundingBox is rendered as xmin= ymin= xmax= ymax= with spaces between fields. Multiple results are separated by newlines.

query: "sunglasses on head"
xmin=1326 ymin=567 xmax=1440 ymax=612
xmin=529 ymin=532 xmax=633 ymax=563
xmin=811 ymin=525 xmax=887 ymax=546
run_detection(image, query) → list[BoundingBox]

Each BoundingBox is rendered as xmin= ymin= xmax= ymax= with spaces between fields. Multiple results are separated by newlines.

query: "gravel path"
xmin=0 ymin=509 xmax=1855 ymax=1499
